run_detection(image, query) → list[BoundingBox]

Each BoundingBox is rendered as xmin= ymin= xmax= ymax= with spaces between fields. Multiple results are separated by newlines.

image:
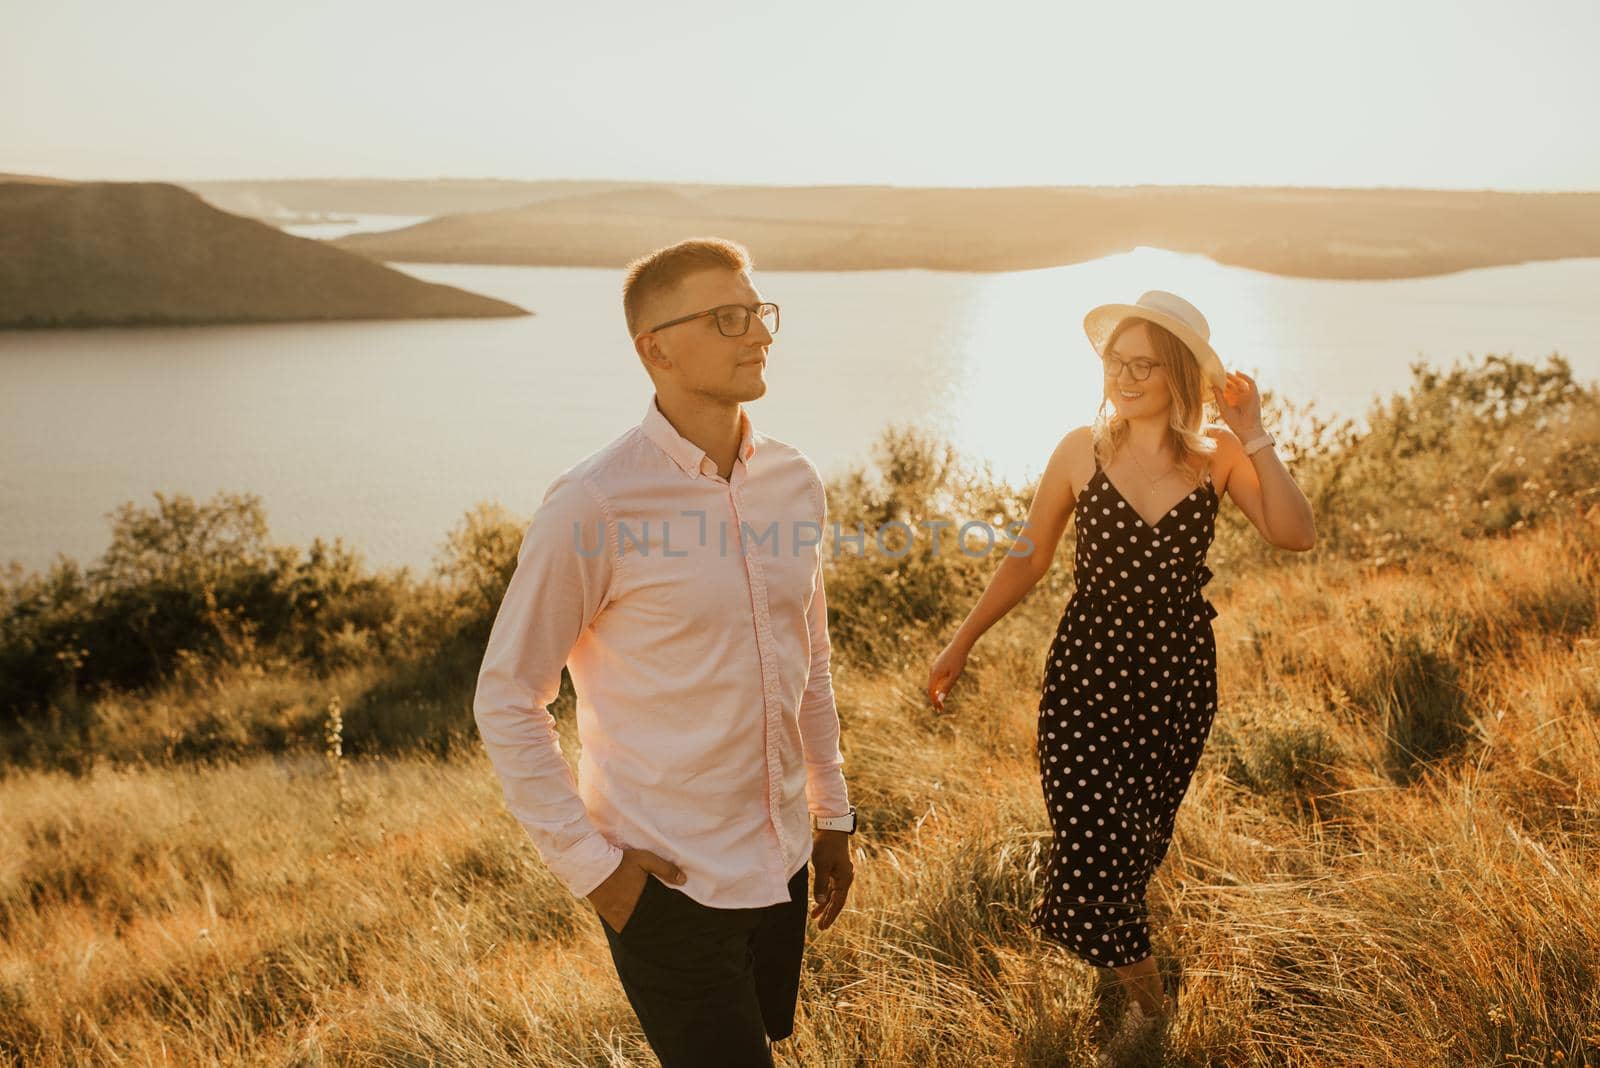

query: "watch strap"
xmin=813 ymin=806 xmax=857 ymax=833
xmin=1243 ymin=431 xmax=1275 ymax=456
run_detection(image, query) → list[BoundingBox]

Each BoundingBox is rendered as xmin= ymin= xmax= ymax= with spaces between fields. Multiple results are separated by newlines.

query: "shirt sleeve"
xmin=472 ymin=472 xmax=626 ymax=899
xmin=796 ymin=477 xmax=851 ymax=820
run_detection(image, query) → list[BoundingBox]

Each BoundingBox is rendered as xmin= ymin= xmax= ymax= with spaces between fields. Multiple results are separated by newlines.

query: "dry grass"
xmin=3 ymin=509 xmax=1598 ymax=1065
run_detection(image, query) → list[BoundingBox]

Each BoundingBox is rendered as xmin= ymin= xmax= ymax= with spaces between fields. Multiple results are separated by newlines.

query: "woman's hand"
xmin=1211 ymin=370 xmax=1265 ymax=437
xmin=927 ymin=641 xmax=970 ymax=712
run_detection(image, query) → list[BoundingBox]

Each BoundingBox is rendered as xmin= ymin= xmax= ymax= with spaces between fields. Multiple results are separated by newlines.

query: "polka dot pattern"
xmin=1028 ymin=453 xmax=1221 ymax=968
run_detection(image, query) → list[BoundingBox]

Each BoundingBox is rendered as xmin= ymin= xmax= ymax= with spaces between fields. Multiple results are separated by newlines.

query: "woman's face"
xmin=1103 ymin=321 xmax=1172 ymax=417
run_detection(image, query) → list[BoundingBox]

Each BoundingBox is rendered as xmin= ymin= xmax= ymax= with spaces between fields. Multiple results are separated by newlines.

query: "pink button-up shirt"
xmin=472 ymin=394 xmax=851 ymax=910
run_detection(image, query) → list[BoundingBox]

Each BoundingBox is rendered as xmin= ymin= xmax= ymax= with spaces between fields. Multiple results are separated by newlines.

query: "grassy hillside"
xmin=0 ymin=177 xmax=529 ymax=328
xmin=1 ymin=354 xmax=1598 ymax=1064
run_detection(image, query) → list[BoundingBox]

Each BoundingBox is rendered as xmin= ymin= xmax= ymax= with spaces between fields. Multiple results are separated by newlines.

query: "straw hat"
xmin=1083 ymin=290 xmax=1228 ymax=395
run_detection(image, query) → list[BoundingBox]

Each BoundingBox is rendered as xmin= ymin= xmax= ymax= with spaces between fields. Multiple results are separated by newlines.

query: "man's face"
xmin=638 ymin=268 xmax=772 ymax=404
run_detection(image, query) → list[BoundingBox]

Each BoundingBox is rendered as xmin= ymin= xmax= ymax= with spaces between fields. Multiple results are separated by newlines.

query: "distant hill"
xmin=185 ymin=177 xmax=648 ymax=220
xmin=0 ymin=172 xmax=77 ymax=186
xmin=0 ymin=177 xmax=529 ymax=328
xmin=289 ymin=181 xmax=1600 ymax=279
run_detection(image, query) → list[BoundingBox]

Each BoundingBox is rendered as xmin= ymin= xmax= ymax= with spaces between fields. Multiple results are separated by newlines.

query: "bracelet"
xmin=1242 ymin=431 xmax=1275 ymax=457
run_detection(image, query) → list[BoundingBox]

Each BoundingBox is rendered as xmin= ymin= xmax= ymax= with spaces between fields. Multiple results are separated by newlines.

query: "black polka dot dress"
xmin=1029 ymin=452 xmax=1220 ymax=968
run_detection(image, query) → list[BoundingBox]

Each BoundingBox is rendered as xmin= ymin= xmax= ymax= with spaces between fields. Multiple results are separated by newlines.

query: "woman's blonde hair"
xmin=1091 ymin=317 xmax=1219 ymax=489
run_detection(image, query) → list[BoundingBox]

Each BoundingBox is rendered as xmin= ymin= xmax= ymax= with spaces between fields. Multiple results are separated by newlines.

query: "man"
xmin=472 ymin=237 xmax=858 ymax=1067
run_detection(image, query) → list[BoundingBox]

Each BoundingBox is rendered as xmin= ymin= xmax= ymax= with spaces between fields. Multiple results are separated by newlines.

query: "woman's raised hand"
xmin=927 ymin=641 xmax=970 ymax=712
xmin=1211 ymin=369 xmax=1265 ymax=436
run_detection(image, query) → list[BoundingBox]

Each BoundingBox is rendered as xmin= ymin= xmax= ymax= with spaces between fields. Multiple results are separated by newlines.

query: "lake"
xmin=4 ymin=246 xmax=1599 ymax=578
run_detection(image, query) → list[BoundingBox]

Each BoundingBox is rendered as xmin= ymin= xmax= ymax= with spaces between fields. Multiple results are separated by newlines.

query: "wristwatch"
xmin=1242 ymin=430 xmax=1276 ymax=457
xmin=813 ymin=806 xmax=857 ymax=834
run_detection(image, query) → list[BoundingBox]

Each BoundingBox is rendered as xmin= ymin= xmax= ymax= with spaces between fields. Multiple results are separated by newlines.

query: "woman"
xmin=926 ymin=291 xmax=1315 ymax=1055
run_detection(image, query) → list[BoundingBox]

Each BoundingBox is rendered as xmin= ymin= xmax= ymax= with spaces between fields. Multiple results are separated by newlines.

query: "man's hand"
xmin=587 ymin=848 xmax=685 ymax=933
xmin=810 ymin=829 xmax=854 ymax=930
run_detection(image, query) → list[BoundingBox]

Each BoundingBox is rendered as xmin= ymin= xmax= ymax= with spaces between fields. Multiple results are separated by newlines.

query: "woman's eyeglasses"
xmin=642 ymin=302 xmax=780 ymax=339
xmin=1103 ymin=354 xmax=1162 ymax=382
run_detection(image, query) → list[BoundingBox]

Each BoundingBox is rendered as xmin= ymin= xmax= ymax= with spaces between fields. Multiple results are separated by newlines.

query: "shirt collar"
xmin=640 ymin=394 xmax=757 ymax=479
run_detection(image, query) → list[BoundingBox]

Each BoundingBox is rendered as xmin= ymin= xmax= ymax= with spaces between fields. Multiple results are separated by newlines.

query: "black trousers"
xmin=597 ymin=861 xmax=810 ymax=1068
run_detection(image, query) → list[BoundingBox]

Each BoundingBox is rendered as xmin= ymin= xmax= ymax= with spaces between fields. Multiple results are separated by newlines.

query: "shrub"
xmin=819 ymin=424 xmax=1065 ymax=670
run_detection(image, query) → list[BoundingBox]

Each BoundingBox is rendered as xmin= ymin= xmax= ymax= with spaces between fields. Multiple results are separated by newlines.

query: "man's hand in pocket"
xmin=587 ymin=849 xmax=686 ymax=932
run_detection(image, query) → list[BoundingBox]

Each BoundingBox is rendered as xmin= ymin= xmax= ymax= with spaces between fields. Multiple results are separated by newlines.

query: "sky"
xmin=6 ymin=0 xmax=1598 ymax=190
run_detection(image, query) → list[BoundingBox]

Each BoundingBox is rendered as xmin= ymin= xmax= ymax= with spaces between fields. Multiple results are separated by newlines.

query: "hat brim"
xmin=1084 ymin=303 xmax=1229 ymax=395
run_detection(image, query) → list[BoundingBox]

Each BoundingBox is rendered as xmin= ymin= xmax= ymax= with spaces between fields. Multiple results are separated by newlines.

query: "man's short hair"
xmin=623 ymin=237 xmax=752 ymax=337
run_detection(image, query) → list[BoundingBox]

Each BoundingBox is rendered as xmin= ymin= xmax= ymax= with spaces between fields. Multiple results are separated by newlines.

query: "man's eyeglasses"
xmin=1103 ymin=354 xmax=1162 ymax=382
xmin=642 ymin=302 xmax=780 ymax=339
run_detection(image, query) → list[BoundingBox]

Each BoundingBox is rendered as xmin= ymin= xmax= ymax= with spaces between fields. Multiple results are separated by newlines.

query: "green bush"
xmin=432 ymin=500 xmax=526 ymax=643
xmin=1218 ymin=353 xmax=1600 ymax=578
xmin=818 ymin=424 xmax=1067 ymax=671
xmin=0 ymin=493 xmax=428 ymax=724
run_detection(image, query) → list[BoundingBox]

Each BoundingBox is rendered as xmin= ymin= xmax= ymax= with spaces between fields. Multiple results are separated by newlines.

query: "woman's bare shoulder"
xmin=1050 ymin=425 xmax=1096 ymax=497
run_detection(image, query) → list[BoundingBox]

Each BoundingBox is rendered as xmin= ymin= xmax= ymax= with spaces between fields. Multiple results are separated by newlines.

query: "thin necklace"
xmin=1125 ymin=442 xmax=1177 ymax=494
